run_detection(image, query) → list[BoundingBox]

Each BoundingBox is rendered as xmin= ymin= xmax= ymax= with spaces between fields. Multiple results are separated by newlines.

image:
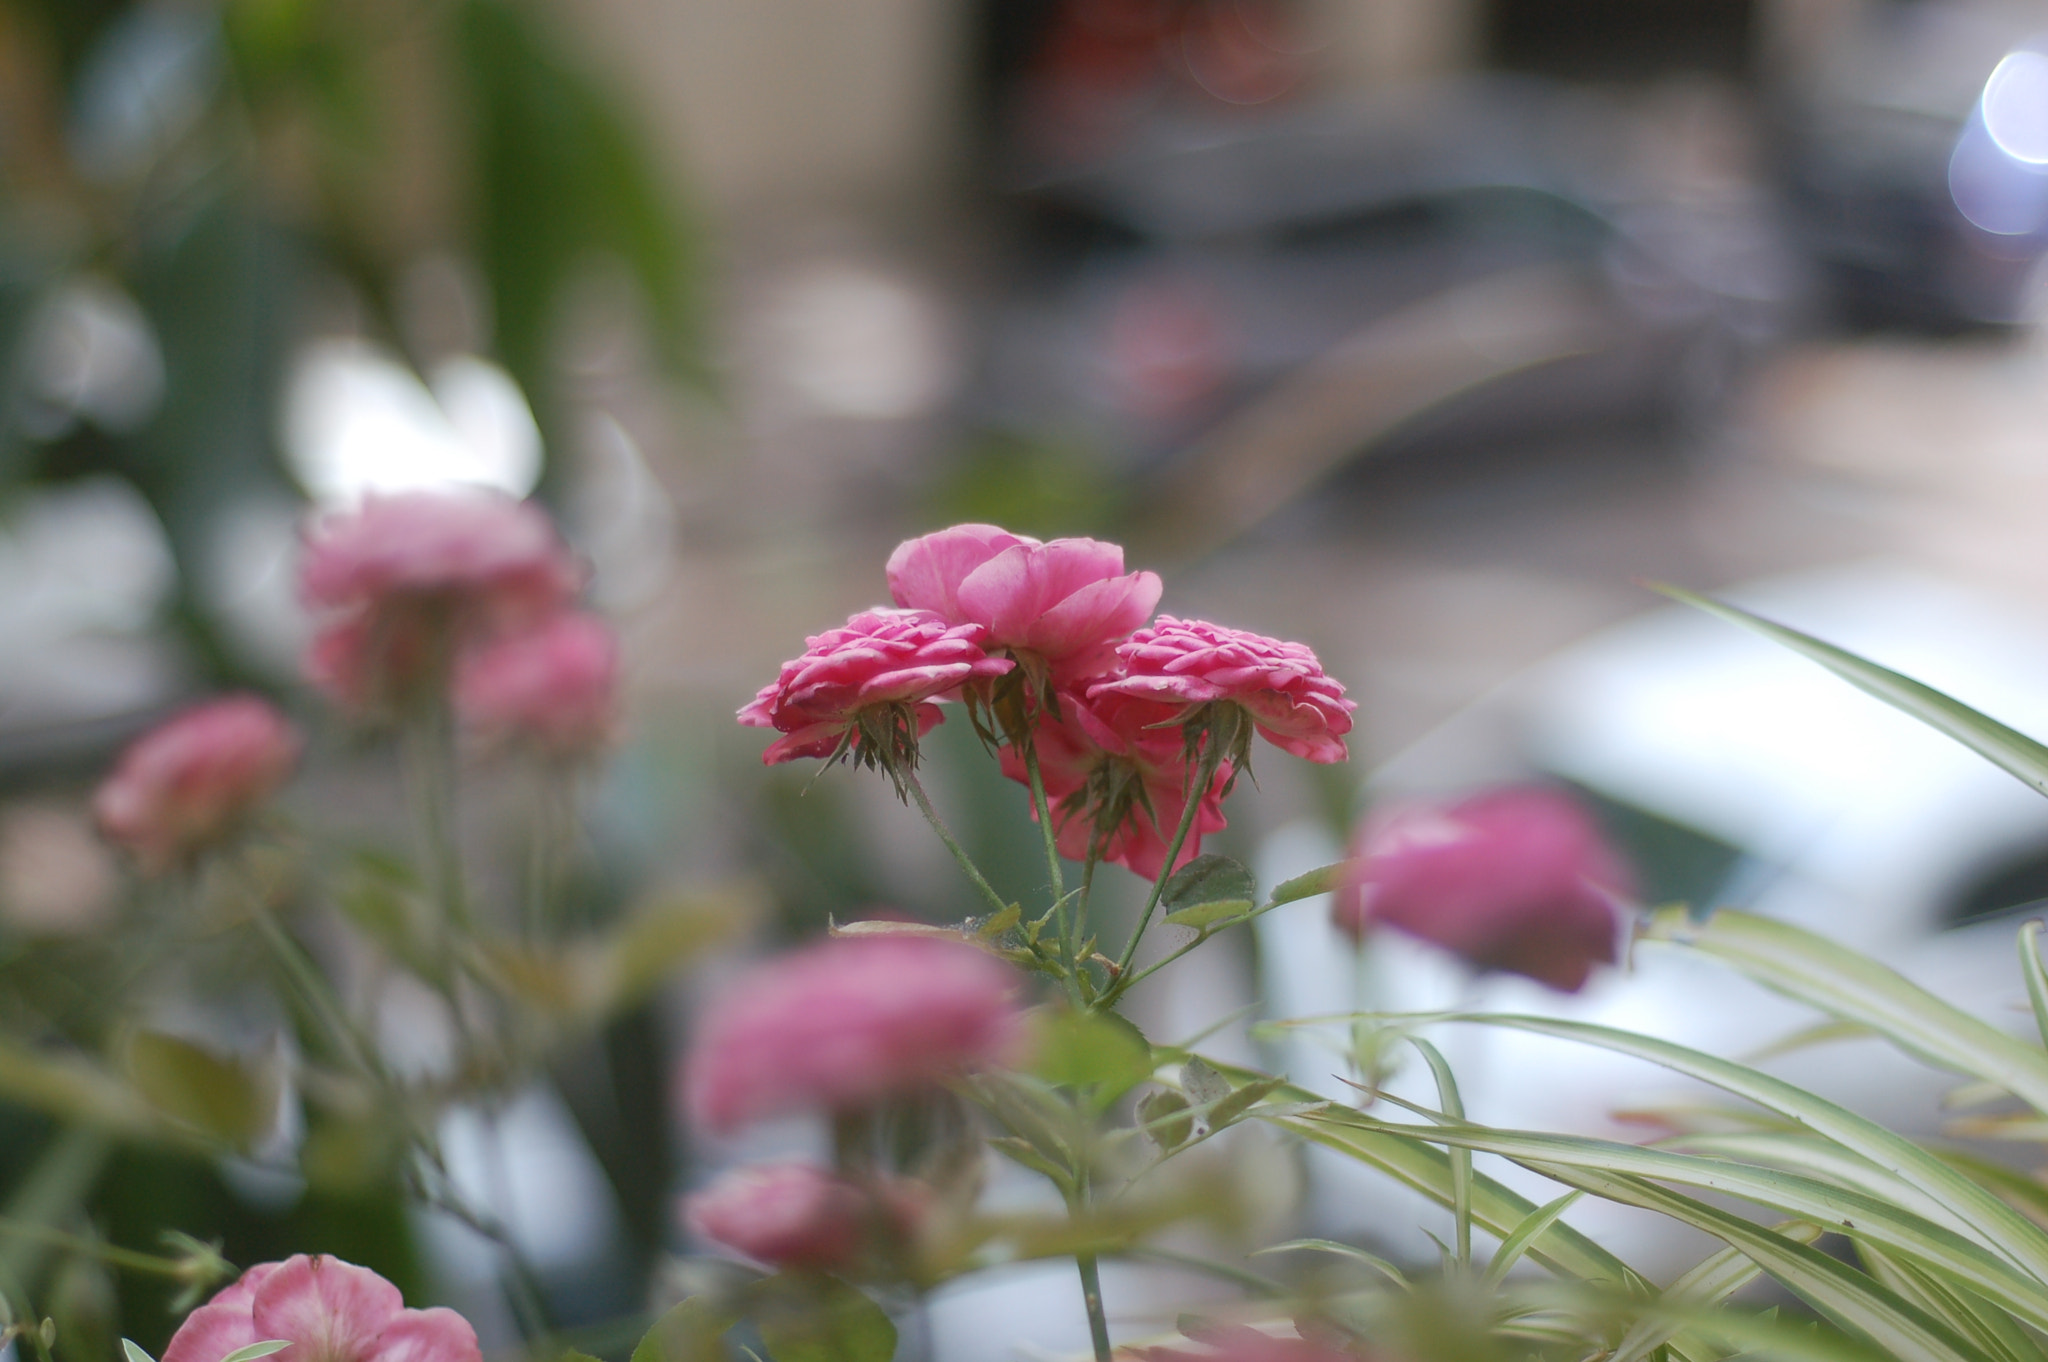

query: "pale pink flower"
xmin=94 ymin=696 xmax=301 ymax=875
xmin=1001 ymin=689 xmax=1229 ymax=879
xmin=738 ymin=608 xmax=1011 ymax=766
xmin=455 ymin=613 xmax=619 ymax=755
xmin=1334 ymin=786 xmax=1631 ymax=993
xmin=298 ymin=491 xmax=583 ymax=709
xmin=685 ymin=936 xmax=1027 ymax=1133
xmin=163 ymin=1255 xmax=479 ymax=1362
xmin=1091 ymin=616 xmax=1355 ymax=764
xmin=886 ymin=524 xmax=1161 ymax=680
xmin=686 ymin=1162 xmax=923 ymax=1271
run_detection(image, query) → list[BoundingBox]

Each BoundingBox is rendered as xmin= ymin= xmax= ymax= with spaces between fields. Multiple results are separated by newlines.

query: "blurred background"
xmin=14 ymin=0 xmax=2048 ymax=1356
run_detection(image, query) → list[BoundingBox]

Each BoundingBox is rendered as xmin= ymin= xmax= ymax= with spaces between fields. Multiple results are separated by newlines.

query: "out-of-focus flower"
xmin=162 ymin=1255 xmax=480 ymax=1362
xmin=455 ymin=612 xmax=619 ymax=756
xmin=1132 ymin=1323 xmax=1364 ymax=1362
xmin=298 ymin=491 xmax=582 ymax=710
xmin=94 ymin=696 xmax=301 ymax=875
xmin=0 ymin=800 xmax=119 ymax=935
xmin=685 ymin=936 xmax=1026 ymax=1134
xmin=886 ymin=524 xmax=1160 ymax=682
xmin=1002 ymin=689 xmax=1229 ymax=879
xmin=1091 ymin=616 xmax=1354 ymax=765
xmin=1334 ymin=787 xmax=1631 ymax=993
xmin=685 ymin=1162 xmax=923 ymax=1272
xmin=738 ymin=607 xmax=1011 ymax=769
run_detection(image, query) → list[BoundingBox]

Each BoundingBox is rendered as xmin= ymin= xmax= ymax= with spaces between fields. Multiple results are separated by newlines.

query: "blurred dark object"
xmin=1769 ymin=0 xmax=2048 ymax=332
xmin=969 ymin=78 xmax=1802 ymax=555
xmin=1484 ymin=0 xmax=1755 ymax=82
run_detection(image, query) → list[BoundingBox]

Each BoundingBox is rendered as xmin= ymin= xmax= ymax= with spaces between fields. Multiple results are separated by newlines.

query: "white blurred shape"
xmin=570 ymin=415 xmax=677 ymax=612
xmin=69 ymin=6 xmax=217 ymax=182
xmin=26 ymin=277 xmax=165 ymax=437
xmin=425 ymin=1087 xmax=626 ymax=1273
xmin=284 ymin=341 xmax=541 ymax=507
xmin=204 ymin=495 xmax=311 ymax=678
xmin=761 ymin=264 xmax=953 ymax=420
xmin=1983 ymin=49 xmax=2048 ymax=164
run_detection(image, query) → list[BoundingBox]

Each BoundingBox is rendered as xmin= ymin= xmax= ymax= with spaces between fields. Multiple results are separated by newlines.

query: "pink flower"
xmin=163 ymin=1255 xmax=479 ymax=1362
xmin=94 ymin=696 xmax=301 ymax=874
xmin=1091 ymin=616 xmax=1355 ymax=764
xmin=298 ymin=492 xmax=583 ymax=709
xmin=886 ymin=524 xmax=1161 ymax=680
xmin=1333 ymin=787 xmax=1632 ymax=993
xmin=1001 ymin=690 xmax=1229 ymax=879
xmin=738 ymin=608 xmax=1012 ymax=766
xmin=685 ymin=1162 xmax=922 ymax=1271
xmin=685 ymin=936 xmax=1027 ymax=1133
xmin=455 ymin=613 xmax=620 ymax=755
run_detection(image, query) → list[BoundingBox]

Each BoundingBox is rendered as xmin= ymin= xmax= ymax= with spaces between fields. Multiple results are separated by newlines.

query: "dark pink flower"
xmin=685 ymin=1162 xmax=922 ymax=1272
xmin=887 ymin=524 xmax=1161 ymax=680
xmin=1000 ymin=689 xmax=1229 ymax=879
xmin=1333 ymin=787 xmax=1632 ymax=993
xmin=94 ymin=696 xmax=301 ymax=875
xmin=455 ymin=612 xmax=620 ymax=755
xmin=738 ymin=608 xmax=1011 ymax=766
xmin=163 ymin=1255 xmax=479 ymax=1362
xmin=298 ymin=492 xmax=583 ymax=710
xmin=1091 ymin=616 xmax=1355 ymax=764
xmin=685 ymin=936 xmax=1027 ymax=1133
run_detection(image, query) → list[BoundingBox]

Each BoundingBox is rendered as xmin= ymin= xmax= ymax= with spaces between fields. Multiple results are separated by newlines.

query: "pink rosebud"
xmin=738 ymin=607 xmax=1012 ymax=766
xmin=1091 ymin=616 xmax=1355 ymax=764
xmin=94 ymin=696 xmax=301 ymax=875
xmin=1334 ymin=787 xmax=1632 ymax=993
xmin=1001 ymin=689 xmax=1229 ymax=879
xmin=299 ymin=491 xmax=583 ymax=710
xmin=455 ymin=612 xmax=620 ymax=755
xmin=685 ymin=936 xmax=1027 ymax=1134
xmin=887 ymin=524 xmax=1162 ymax=680
xmin=163 ymin=1255 xmax=479 ymax=1362
xmin=685 ymin=1161 xmax=923 ymax=1271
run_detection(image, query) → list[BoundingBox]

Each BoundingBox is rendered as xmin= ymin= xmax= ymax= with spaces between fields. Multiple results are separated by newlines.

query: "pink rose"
xmin=298 ymin=491 xmax=583 ymax=709
xmin=738 ymin=608 xmax=1012 ymax=765
xmin=163 ymin=1255 xmax=479 ymax=1362
xmin=94 ymin=696 xmax=301 ymax=875
xmin=1333 ymin=787 xmax=1632 ymax=993
xmin=886 ymin=524 xmax=1162 ymax=680
xmin=1001 ymin=689 xmax=1229 ymax=879
xmin=685 ymin=1161 xmax=922 ymax=1271
xmin=685 ymin=936 xmax=1027 ymax=1133
xmin=455 ymin=612 xmax=620 ymax=755
xmin=1090 ymin=616 xmax=1355 ymax=764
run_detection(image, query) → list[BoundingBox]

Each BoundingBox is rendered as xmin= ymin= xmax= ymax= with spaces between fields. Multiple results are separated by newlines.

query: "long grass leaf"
xmin=1609 ymin=1224 xmax=1825 ymax=1362
xmin=1409 ymin=1036 xmax=1472 ymax=1266
xmin=2022 ymin=922 xmax=2048 ymax=1055
xmin=1481 ymin=1191 xmax=1583 ymax=1289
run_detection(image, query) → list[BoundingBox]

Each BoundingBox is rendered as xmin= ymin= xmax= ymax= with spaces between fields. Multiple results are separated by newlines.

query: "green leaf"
xmin=1859 ymin=1242 xmax=2047 ymax=1362
xmin=219 ymin=1343 xmax=292 ymax=1362
xmin=1609 ymin=1223 xmax=1827 ymax=1362
xmin=1656 ymin=585 xmax=2048 ymax=798
xmin=749 ymin=1274 xmax=895 ymax=1362
xmin=1207 ymin=1078 xmax=1284 ymax=1130
xmin=1137 ymin=1090 xmax=1193 ymax=1152
xmin=630 ymin=1297 xmax=735 ymax=1362
xmin=2020 ymin=922 xmax=2048 ymax=1055
xmin=987 ymin=1136 xmax=1070 ymax=1188
xmin=1160 ymin=855 xmax=1257 ymax=930
xmin=126 ymin=1032 xmax=273 ymax=1146
xmin=1179 ymin=1056 xmax=1230 ymax=1107
xmin=1409 ymin=1037 xmax=1472 ymax=1267
xmin=124 ymin=1341 xmax=158 ymax=1362
xmin=1265 ymin=862 xmax=1348 ymax=907
xmin=1481 ymin=1191 xmax=1583 ymax=1289
xmin=1253 ymin=1238 xmax=1410 ymax=1288
xmin=1031 ymin=1009 xmax=1152 ymax=1109
xmin=1640 ymin=908 xmax=2048 ymax=1116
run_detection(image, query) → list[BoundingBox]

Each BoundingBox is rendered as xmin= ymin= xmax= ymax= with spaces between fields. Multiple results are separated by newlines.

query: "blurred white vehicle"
xmin=1255 ymin=562 xmax=2048 ymax=1278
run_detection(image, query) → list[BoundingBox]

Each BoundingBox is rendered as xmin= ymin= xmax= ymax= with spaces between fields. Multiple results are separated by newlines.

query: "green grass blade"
xmin=2021 ymin=922 xmax=2048 ymax=1055
xmin=1409 ymin=1036 xmax=1472 ymax=1267
xmin=1609 ymin=1223 xmax=1825 ymax=1362
xmin=1654 ymin=585 xmax=2048 ymax=797
xmin=1640 ymin=908 xmax=2048 ymax=1115
xmin=1255 ymin=1238 xmax=1410 ymax=1288
xmin=1661 ymin=1131 xmax=1965 ymax=1233
xmin=1859 ymin=1239 xmax=2048 ymax=1362
xmin=1481 ymin=1191 xmax=1583 ymax=1289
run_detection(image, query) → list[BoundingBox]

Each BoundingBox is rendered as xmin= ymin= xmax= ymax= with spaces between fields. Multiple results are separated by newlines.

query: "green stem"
xmin=0 ymin=1218 xmax=215 ymax=1280
xmin=903 ymin=772 xmax=1010 ymax=917
xmin=250 ymin=909 xmax=384 ymax=1083
xmin=1107 ymin=743 xmax=1224 ymax=999
xmin=404 ymin=696 xmax=471 ymax=941
xmin=1021 ymin=743 xmax=1069 ymax=947
xmin=1074 ymin=1251 xmax=1112 ymax=1362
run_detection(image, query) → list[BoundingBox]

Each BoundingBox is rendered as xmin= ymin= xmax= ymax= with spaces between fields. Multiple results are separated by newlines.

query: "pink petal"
xmin=370 ymin=1311 xmax=481 ymax=1362
xmin=886 ymin=525 xmax=1024 ymax=620
xmin=1031 ymin=571 xmax=1161 ymax=665
xmin=252 ymin=1256 xmax=404 ymax=1362
xmin=163 ymin=1302 xmax=263 ymax=1362
xmin=953 ymin=544 xmax=1051 ymax=642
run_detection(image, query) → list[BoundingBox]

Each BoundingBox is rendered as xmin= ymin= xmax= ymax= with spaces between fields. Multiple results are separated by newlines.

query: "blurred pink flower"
xmin=94 ymin=696 xmax=301 ymax=875
xmin=163 ymin=1255 xmax=479 ymax=1362
xmin=686 ymin=1162 xmax=922 ymax=1271
xmin=1333 ymin=786 xmax=1632 ymax=993
xmin=685 ymin=935 xmax=1026 ymax=1133
xmin=1090 ymin=616 xmax=1354 ymax=764
xmin=886 ymin=524 xmax=1161 ymax=680
xmin=1132 ymin=1323 xmax=1365 ymax=1362
xmin=1002 ymin=689 xmax=1229 ymax=879
xmin=455 ymin=612 xmax=620 ymax=755
xmin=298 ymin=491 xmax=583 ymax=709
xmin=738 ymin=608 xmax=1011 ymax=765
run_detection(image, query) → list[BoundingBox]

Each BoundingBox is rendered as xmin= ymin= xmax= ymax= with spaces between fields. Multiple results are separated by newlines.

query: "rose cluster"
xmin=742 ymin=523 xmax=1355 ymax=877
